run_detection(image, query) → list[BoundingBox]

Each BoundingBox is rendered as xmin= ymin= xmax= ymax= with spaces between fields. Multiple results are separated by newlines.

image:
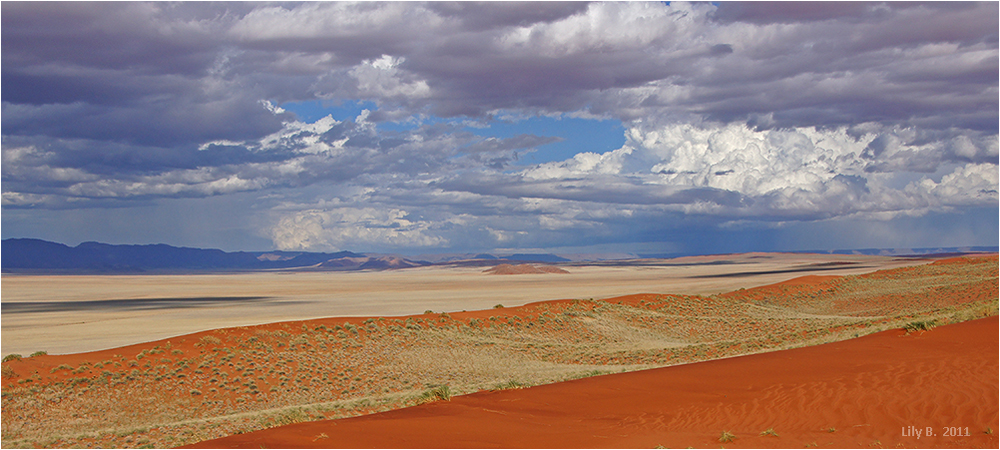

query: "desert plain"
xmin=2 ymin=253 xmax=927 ymax=356
xmin=1 ymin=253 xmax=998 ymax=448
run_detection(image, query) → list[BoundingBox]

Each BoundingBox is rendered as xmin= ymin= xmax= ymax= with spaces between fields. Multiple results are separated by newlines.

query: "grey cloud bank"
xmin=2 ymin=2 xmax=997 ymax=254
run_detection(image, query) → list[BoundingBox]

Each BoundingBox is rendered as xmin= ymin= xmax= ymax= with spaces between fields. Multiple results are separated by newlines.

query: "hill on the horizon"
xmin=0 ymin=238 xmax=367 ymax=273
xmin=0 ymin=239 xmax=584 ymax=273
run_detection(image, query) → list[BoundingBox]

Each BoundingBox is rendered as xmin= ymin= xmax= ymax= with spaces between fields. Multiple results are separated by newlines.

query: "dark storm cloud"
xmin=437 ymin=173 xmax=747 ymax=208
xmin=710 ymin=2 xmax=894 ymax=24
xmin=6 ymin=2 xmax=996 ymax=150
xmin=1 ymin=2 xmax=289 ymax=149
xmin=426 ymin=2 xmax=589 ymax=31
xmin=1 ymin=2 xmax=226 ymax=75
xmin=3 ymin=96 xmax=290 ymax=148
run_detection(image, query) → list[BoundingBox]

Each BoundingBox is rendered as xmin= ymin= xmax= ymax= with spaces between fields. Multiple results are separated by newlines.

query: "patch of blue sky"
xmin=280 ymin=99 xmax=378 ymax=123
xmin=279 ymin=100 xmax=627 ymax=165
xmin=469 ymin=115 xmax=626 ymax=165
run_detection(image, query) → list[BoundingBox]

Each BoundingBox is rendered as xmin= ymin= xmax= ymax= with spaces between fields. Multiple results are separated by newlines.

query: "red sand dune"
xmin=187 ymin=316 xmax=999 ymax=449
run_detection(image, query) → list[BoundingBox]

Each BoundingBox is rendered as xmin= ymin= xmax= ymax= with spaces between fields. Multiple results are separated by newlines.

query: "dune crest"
xmin=187 ymin=317 xmax=1000 ymax=449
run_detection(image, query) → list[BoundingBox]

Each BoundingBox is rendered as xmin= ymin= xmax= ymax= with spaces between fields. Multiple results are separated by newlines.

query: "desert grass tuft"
xmin=492 ymin=380 xmax=527 ymax=391
xmin=199 ymin=336 xmax=222 ymax=346
xmin=903 ymin=320 xmax=936 ymax=333
xmin=760 ymin=428 xmax=778 ymax=437
xmin=416 ymin=385 xmax=451 ymax=403
xmin=718 ymin=431 xmax=736 ymax=443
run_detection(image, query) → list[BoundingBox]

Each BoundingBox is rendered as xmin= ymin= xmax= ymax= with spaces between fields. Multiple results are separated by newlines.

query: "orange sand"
xmin=187 ymin=316 xmax=999 ymax=449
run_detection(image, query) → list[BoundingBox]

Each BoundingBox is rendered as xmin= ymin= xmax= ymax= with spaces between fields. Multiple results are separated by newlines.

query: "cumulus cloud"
xmin=438 ymin=121 xmax=997 ymax=223
xmin=910 ymin=163 xmax=1000 ymax=206
xmin=269 ymin=206 xmax=447 ymax=252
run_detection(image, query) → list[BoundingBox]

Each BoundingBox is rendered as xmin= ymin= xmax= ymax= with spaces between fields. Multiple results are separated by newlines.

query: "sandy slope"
xmin=188 ymin=316 xmax=999 ymax=449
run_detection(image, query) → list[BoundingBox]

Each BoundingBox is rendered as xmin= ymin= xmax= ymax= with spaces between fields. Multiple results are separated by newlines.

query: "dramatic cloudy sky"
xmin=3 ymin=2 xmax=998 ymax=255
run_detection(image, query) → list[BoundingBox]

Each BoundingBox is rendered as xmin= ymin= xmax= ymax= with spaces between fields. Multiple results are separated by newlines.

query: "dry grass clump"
xmin=1 ymin=256 xmax=996 ymax=448
xmin=415 ymin=385 xmax=451 ymax=403
xmin=903 ymin=320 xmax=936 ymax=333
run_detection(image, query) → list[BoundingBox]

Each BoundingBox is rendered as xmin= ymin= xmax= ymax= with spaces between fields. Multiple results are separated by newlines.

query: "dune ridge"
xmin=188 ymin=316 xmax=999 ymax=449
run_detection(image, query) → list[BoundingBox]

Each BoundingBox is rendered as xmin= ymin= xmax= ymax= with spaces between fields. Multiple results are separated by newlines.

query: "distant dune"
xmin=483 ymin=263 xmax=570 ymax=274
xmin=318 ymin=256 xmax=426 ymax=270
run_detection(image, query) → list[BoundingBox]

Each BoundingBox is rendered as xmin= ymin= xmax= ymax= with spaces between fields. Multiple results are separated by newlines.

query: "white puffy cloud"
xmin=269 ymin=205 xmax=447 ymax=252
xmin=910 ymin=163 xmax=1000 ymax=206
xmin=463 ymin=120 xmax=998 ymax=222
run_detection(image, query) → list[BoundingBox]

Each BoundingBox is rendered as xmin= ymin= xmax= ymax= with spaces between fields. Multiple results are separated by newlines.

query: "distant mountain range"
xmin=5 ymin=238 xmax=994 ymax=273
xmin=0 ymin=239 xmax=571 ymax=273
xmin=0 ymin=238 xmax=367 ymax=272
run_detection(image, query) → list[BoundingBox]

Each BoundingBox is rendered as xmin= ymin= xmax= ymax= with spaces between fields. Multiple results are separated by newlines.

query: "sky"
xmin=2 ymin=1 xmax=998 ymax=256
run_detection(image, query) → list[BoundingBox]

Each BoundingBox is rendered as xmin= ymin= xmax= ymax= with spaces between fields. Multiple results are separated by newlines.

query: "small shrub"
xmin=494 ymin=304 xmax=504 ymax=309
xmin=2 ymin=354 xmax=22 ymax=363
xmin=424 ymin=310 xmax=434 ymax=314
xmin=199 ymin=335 xmax=222 ymax=346
xmin=719 ymin=431 xmax=737 ymax=443
xmin=417 ymin=385 xmax=451 ymax=403
xmin=493 ymin=380 xmax=526 ymax=390
xmin=29 ymin=351 xmax=48 ymax=358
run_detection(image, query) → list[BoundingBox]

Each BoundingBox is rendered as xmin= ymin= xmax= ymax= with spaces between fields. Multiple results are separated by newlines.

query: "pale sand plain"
xmin=1 ymin=253 xmax=928 ymax=356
